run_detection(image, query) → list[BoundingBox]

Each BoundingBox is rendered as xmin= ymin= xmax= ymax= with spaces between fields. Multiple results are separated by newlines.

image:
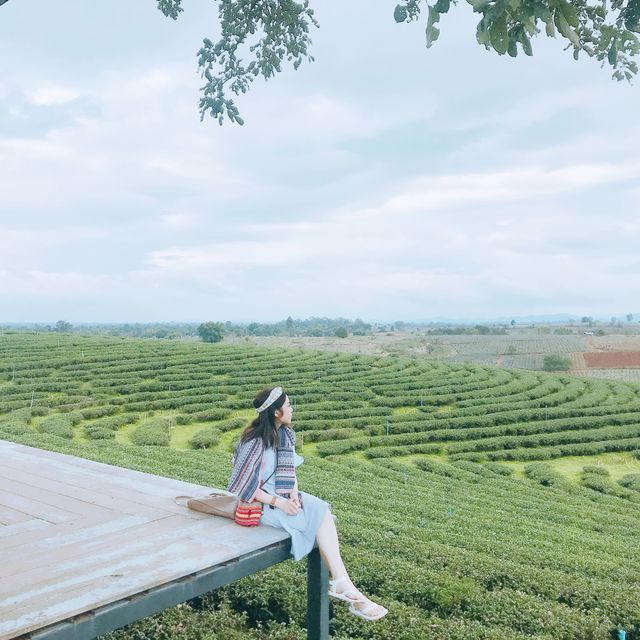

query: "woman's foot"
xmin=348 ymin=597 xmax=388 ymax=621
xmin=328 ymin=576 xmax=388 ymax=620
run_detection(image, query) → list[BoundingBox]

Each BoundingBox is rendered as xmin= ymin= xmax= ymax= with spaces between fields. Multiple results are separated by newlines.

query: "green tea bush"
xmin=217 ymin=417 xmax=248 ymax=432
xmin=618 ymin=473 xmax=640 ymax=492
xmin=482 ymin=462 xmax=513 ymax=476
xmin=302 ymin=427 xmax=362 ymax=443
xmin=0 ymin=407 xmax=33 ymax=434
xmin=130 ymin=418 xmax=171 ymax=446
xmin=38 ymin=414 xmax=74 ymax=439
xmin=192 ymin=408 xmax=232 ymax=422
xmin=450 ymin=460 xmax=495 ymax=478
xmin=315 ymin=437 xmax=371 ymax=457
xmin=85 ymin=427 xmax=116 ymax=440
xmin=86 ymin=414 xmax=138 ymax=433
xmin=80 ymin=405 xmax=119 ymax=420
xmin=415 ymin=458 xmax=480 ymax=482
xmin=364 ymin=443 xmax=442 ymax=458
xmin=523 ymin=463 xmax=571 ymax=488
xmin=582 ymin=465 xmax=610 ymax=476
xmin=190 ymin=427 xmax=221 ymax=449
xmin=582 ymin=473 xmax=637 ymax=500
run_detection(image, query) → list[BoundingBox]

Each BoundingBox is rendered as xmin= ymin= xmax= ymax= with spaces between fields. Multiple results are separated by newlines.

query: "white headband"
xmin=256 ymin=387 xmax=284 ymax=414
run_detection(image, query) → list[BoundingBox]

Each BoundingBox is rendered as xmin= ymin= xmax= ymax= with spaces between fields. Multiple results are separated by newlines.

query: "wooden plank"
xmin=2 ymin=516 xmax=286 ymax=606
xmin=0 ymin=504 xmax=34 ymax=525
xmin=0 ymin=478 xmax=113 ymax=520
xmin=0 ymin=514 xmax=185 ymax=590
xmin=0 ymin=447 xmax=224 ymax=511
xmin=0 ymin=513 xmax=151 ymax=558
xmin=1 ymin=516 xmax=285 ymax=598
xmin=0 ymin=510 xmax=121 ymax=553
xmin=1 ymin=540 xmax=292 ymax=640
xmin=0 ymin=520 xmax=289 ymax=639
xmin=0 ymin=488 xmax=78 ymax=524
xmin=0 ymin=465 xmax=170 ymax=520
xmin=0 ymin=441 xmax=21 ymax=450
xmin=1 ymin=443 xmax=218 ymax=496
xmin=0 ymin=517 xmax=51 ymax=539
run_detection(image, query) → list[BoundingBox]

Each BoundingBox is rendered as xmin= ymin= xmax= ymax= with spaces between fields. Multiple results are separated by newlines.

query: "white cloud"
xmin=8 ymin=106 xmax=28 ymax=119
xmin=125 ymin=158 xmax=640 ymax=319
xmin=158 ymin=212 xmax=200 ymax=230
xmin=26 ymin=84 xmax=81 ymax=106
xmin=0 ymin=66 xmax=252 ymax=211
xmin=0 ymin=226 xmax=110 ymax=270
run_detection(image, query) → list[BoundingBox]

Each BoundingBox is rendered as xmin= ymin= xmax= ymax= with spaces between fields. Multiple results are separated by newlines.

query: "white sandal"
xmin=328 ymin=576 xmax=366 ymax=603
xmin=328 ymin=577 xmax=388 ymax=621
xmin=349 ymin=598 xmax=388 ymax=621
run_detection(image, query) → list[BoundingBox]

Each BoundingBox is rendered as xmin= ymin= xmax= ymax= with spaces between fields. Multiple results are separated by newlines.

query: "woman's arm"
xmin=253 ymin=487 xmax=300 ymax=514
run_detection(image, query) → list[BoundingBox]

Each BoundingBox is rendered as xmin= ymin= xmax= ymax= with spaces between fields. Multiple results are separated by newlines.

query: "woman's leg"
xmin=315 ymin=507 xmax=348 ymax=579
xmin=315 ymin=508 xmax=387 ymax=618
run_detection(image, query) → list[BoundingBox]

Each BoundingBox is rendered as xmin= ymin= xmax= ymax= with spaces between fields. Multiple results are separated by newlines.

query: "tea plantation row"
xmin=1 ymin=333 xmax=639 ymax=639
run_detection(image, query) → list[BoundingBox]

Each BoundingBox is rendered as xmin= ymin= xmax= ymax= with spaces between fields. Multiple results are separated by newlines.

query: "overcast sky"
xmin=1 ymin=1 xmax=638 ymax=323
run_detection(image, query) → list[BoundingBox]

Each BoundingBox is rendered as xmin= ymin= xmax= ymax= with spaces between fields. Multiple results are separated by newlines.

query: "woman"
xmin=227 ymin=386 xmax=388 ymax=622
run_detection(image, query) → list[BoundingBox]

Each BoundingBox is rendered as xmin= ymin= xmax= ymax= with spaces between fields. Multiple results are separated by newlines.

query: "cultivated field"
xmin=228 ymin=327 xmax=640 ymax=382
xmin=1 ymin=333 xmax=639 ymax=639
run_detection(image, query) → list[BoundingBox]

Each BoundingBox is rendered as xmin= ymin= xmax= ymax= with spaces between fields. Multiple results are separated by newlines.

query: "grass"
xmin=169 ymin=422 xmax=210 ymax=449
xmin=496 ymin=453 xmax=640 ymax=482
xmin=391 ymin=406 xmax=422 ymax=417
xmin=115 ymin=421 xmax=138 ymax=445
xmin=548 ymin=452 xmax=640 ymax=482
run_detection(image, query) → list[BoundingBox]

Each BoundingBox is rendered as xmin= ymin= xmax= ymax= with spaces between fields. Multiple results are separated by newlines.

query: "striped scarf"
xmin=227 ymin=425 xmax=297 ymax=503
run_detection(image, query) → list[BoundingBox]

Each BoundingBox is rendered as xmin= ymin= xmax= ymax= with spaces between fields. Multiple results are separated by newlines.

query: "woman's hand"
xmin=277 ymin=494 xmax=301 ymax=515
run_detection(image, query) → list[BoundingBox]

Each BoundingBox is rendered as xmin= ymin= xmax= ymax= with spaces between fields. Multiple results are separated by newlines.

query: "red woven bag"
xmin=234 ymin=500 xmax=263 ymax=526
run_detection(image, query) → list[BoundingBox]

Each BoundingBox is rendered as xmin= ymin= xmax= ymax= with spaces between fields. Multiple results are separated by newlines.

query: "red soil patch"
xmin=584 ymin=351 xmax=640 ymax=368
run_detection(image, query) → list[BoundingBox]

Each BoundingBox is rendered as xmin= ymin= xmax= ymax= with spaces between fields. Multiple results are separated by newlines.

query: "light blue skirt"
xmin=260 ymin=490 xmax=334 ymax=561
xmin=259 ymin=445 xmax=335 ymax=561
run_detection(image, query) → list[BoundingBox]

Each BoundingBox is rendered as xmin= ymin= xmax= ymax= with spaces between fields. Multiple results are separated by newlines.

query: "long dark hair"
xmin=240 ymin=387 xmax=287 ymax=449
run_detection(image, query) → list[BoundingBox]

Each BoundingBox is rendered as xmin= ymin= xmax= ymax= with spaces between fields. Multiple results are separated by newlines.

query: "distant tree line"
xmin=425 ymin=325 xmax=509 ymax=336
xmin=221 ymin=316 xmax=373 ymax=338
xmin=0 ymin=318 xmax=375 ymax=341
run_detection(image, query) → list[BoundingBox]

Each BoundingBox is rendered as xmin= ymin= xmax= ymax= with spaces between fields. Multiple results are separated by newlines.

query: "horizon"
xmin=2 ymin=312 xmax=638 ymax=327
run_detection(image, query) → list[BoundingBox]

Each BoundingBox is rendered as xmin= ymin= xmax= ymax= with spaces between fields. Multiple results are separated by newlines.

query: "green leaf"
xmin=520 ymin=32 xmax=533 ymax=55
xmin=426 ymin=5 xmax=442 ymax=48
xmin=508 ymin=36 xmax=518 ymax=56
xmin=557 ymin=0 xmax=579 ymax=27
xmin=489 ymin=15 xmax=509 ymax=54
xmin=467 ymin=0 xmax=491 ymax=10
xmin=554 ymin=9 xmax=580 ymax=47
xmin=476 ymin=22 xmax=491 ymax=45
xmin=394 ymin=4 xmax=408 ymax=22
xmin=533 ymin=3 xmax=552 ymax=22
xmin=608 ymin=42 xmax=618 ymax=66
xmin=435 ymin=0 xmax=451 ymax=13
xmin=545 ymin=20 xmax=556 ymax=37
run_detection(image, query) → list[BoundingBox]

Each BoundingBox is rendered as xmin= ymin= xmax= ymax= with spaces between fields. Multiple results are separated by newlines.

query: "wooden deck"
xmin=0 ymin=439 xmax=321 ymax=640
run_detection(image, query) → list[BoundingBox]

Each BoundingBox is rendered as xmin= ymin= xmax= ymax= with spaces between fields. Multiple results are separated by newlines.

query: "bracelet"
xmin=270 ymin=495 xmax=277 ymax=507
